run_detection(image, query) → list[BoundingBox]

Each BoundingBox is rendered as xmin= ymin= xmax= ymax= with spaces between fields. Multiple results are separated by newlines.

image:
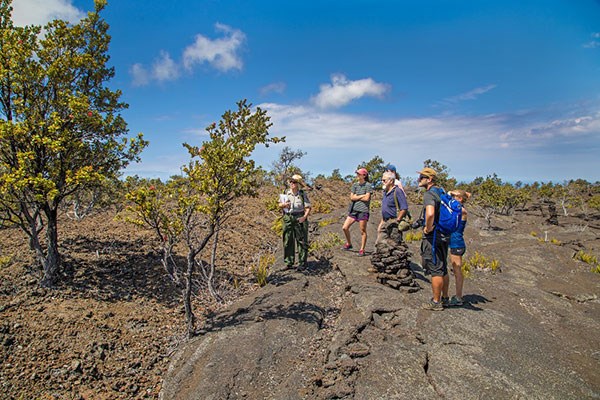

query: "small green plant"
xmin=463 ymin=251 xmax=501 ymax=275
xmin=591 ymin=265 xmax=600 ymax=274
xmin=550 ymin=238 xmax=561 ymax=245
xmin=317 ymin=218 xmax=336 ymax=228
xmin=0 ymin=255 xmax=11 ymax=268
xmin=530 ymin=231 xmax=538 ymax=237
xmin=370 ymin=200 xmax=382 ymax=209
xmin=264 ymin=197 xmax=280 ymax=212
xmin=271 ymin=216 xmax=284 ymax=236
xmin=309 ymin=232 xmax=344 ymax=260
xmin=311 ymin=199 xmax=332 ymax=214
xmin=404 ymin=231 xmax=422 ymax=242
xmin=251 ymin=253 xmax=274 ymax=287
xmin=574 ymin=250 xmax=598 ymax=266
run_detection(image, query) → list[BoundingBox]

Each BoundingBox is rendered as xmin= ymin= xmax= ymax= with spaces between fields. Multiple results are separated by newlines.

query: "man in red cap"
xmin=342 ymin=168 xmax=373 ymax=256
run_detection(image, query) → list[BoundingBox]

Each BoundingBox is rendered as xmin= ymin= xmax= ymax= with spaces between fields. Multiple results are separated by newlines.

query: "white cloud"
xmin=260 ymin=82 xmax=287 ymax=96
xmin=11 ymin=0 xmax=84 ymax=26
xmin=130 ymin=64 xmax=150 ymax=87
xmin=311 ymin=74 xmax=390 ymax=109
xmin=131 ymin=52 xmax=180 ymax=87
xmin=583 ymin=32 xmax=600 ymax=48
xmin=152 ymin=51 xmax=180 ymax=82
xmin=182 ymin=23 xmax=246 ymax=72
xmin=442 ymin=84 xmax=497 ymax=104
xmin=131 ymin=23 xmax=246 ymax=86
xmin=258 ymin=102 xmax=600 ymax=181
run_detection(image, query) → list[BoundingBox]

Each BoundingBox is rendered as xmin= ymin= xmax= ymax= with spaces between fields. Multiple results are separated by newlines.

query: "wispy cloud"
xmin=182 ymin=23 xmax=246 ymax=72
xmin=258 ymin=101 xmax=600 ymax=181
xmin=260 ymin=82 xmax=287 ymax=96
xmin=311 ymin=74 xmax=390 ymax=109
xmin=583 ymin=32 xmax=600 ymax=48
xmin=131 ymin=23 xmax=246 ymax=86
xmin=130 ymin=51 xmax=181 ymax=87
xmin=441 ymin=84 xmax=497 ymax=105
xmin=11 ymin=0 xmax=84 ymax=26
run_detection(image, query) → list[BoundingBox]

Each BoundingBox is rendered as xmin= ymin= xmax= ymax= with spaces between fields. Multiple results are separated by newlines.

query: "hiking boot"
xmin=441 ymin=297 xmax=450 ymax=307
xmin=449 ymin=296 xmax=464 ymax=306
xmin=358 ymin=249 xmax=365 ymax=256
xmin=342 ymin=243 xmax=353 ymax=250
xmin=422 ymin=299 xmax=443 ymax=311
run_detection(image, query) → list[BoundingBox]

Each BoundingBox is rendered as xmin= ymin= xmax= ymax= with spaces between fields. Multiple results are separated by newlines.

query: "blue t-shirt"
xmin=381 ymin=187 xmax=408 ymax=220
xmin=450 ymin=219 xmax=467 ymax=248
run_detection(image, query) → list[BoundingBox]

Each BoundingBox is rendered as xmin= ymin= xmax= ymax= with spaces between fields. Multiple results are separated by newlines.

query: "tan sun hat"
xmin=290 ymin=174 xmax=305 ymax=187
xmin=416 ymin=167 xmax=437 ymax=178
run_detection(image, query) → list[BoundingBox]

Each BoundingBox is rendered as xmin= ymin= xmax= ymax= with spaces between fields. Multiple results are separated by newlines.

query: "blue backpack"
xmin=431 ymin=187 xmax=462 ymax=234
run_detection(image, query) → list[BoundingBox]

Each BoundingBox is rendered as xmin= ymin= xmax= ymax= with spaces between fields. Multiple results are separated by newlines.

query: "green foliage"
xmin=270 ymin=146 xmax=305 ymax=188
xmin=310 ymin=199 xmax=332 ymax=214
xmin=0 ymin=255 xmax=12 ymax=268
xmin=588 ymin=194 xmax=600 ymax=211
xmin=574 ymin=250 xmax=598 ymax=266
xmin=0 ymin=1 xmax=147 ymax=286
xmin=271 ymin=216 xmax=284 ymax=236
xmin=422 ymin=159 xmax=456 ymax=190
xmin=124 ymin=100 xmax=281 ymax=337
xmin=404 ymin=231 xmax=422 ymax=242
xmin=357 ymin=156 xmax=385 ymax=188
xmin=309 ymin=232 xmax=344 ymax=260
xmin=470 ymin=174 xmax=530 ymax=228
xmin=317 ymin=218 xmax=336 ymax=227
xmin=252 ymin=253 xmax=274 ymax=287
xmin=463 ymin=252 xmax=501 ymax=276
xmin=370 ymin=199 xmax=382 ymax=209
xmin=329 ymin=168 xmax=344 ymax=181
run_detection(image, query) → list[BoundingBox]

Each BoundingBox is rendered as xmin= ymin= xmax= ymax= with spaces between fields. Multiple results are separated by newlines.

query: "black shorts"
xmin=450 ymin=247 xmax=466 ymax=256
xmin=420 ymin=234 xmax=449 ymax=277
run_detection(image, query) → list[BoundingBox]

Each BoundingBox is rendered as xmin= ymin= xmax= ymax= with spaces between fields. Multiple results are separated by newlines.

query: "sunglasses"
xmin=418 ymin=175 xmax=429 ymax=180
xmin=289 ymin=180 xmax=298 ymax=184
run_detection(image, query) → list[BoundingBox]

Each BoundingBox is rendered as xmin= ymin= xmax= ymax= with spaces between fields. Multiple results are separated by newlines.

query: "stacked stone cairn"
xmin=370 ymin=221 xmax=420 ymax=292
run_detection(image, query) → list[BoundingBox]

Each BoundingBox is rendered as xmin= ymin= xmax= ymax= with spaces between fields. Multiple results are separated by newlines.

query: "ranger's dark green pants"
xmin=282 ymin=214 xmax=308 ymax=266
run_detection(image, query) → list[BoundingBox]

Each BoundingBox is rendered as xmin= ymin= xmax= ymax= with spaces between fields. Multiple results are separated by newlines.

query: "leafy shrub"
xmin=264 ymin=197 xmax=280 ymax=212
xmin=370 ymin=200 xmax=382 ymax=209
xmin=271 ymin=217 xmax=284 ymax=236
xmin=310 ymin=199 xmax=332 ymax=214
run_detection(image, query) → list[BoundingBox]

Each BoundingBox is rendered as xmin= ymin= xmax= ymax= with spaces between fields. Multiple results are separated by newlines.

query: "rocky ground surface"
xmin=1 ymin=181 xmax=599 ymax=399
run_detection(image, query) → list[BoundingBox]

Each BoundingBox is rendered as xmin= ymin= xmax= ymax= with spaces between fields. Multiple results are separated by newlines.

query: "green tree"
xmin=0 ymin=0 xmax=147 ymax=287
xmin=270 ymin=146 xmax=305 ymax=188
xmin=358 ymin=155 xmax=385 ymax=188
xmin=422 ymin=159 xmax=456 ymax=190
xmin=125 ymin=100 xmax=280 ymax=337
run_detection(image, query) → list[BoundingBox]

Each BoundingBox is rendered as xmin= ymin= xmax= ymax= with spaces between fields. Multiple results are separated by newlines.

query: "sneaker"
xmin=358 ymin=249 xmax=365 ymax=256
xmin=441 ymin=297 xmax=450 ymax=307
xmin=342 ymin=243 xmax=353 ymax=250
xmin=422 ymin=299 xmax=444 ymax=311
xmin=449 ymin=296 xmax=464 ymax=306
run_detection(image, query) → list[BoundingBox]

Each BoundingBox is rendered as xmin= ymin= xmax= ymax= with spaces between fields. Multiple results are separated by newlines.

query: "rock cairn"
xmin=370 ymin=221 xmax=419 ymax=292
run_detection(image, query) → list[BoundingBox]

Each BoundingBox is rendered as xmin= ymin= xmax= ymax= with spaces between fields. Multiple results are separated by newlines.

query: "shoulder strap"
xmin=392 ymin=187 xmax=400 ymax=210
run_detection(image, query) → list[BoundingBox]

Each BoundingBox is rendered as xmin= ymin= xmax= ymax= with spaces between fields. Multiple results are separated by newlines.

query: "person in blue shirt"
xmin=448 ymin=189 xmax=471 ymax=306
xmin=377 ymin=171 xmax=408 ymax=235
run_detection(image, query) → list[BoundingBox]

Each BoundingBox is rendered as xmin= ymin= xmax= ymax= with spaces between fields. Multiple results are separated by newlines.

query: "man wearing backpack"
xmin=417 ymin=167 xmax=450 ymax=311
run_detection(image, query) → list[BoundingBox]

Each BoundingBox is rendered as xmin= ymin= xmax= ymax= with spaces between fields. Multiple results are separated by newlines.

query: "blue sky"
xmin=11 ymin=0 xmax=600 ymax=183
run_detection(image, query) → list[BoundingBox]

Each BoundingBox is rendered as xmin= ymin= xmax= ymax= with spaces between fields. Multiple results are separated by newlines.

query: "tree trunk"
xmin=207 ymin=228 xmax=223 ymax=303
xmin=40 ymin=207 xmax=61 ymax=287
xmin=184 ymin=253 xmax=196 ymax=339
